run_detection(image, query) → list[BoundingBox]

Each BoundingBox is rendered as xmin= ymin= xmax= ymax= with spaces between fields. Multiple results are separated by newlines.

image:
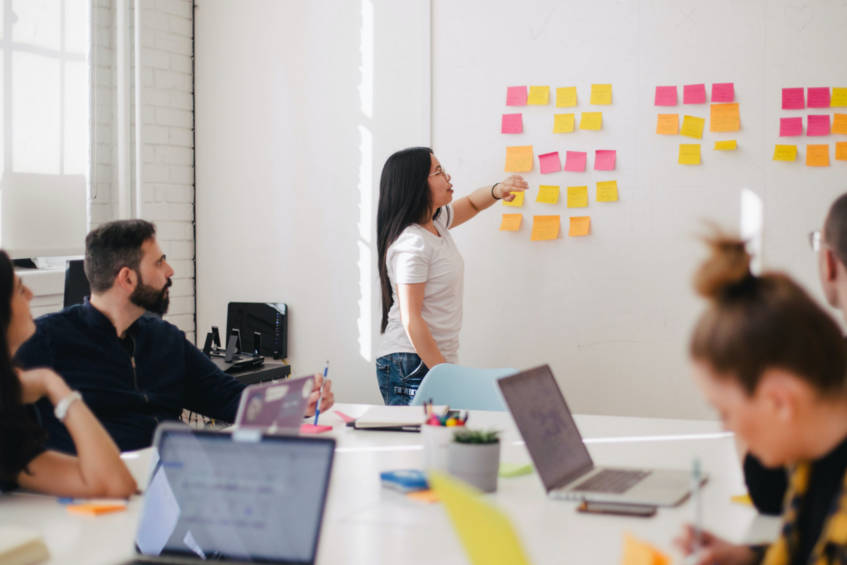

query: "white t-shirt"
xmin=377 ymin=205 xmax=464 ymax=363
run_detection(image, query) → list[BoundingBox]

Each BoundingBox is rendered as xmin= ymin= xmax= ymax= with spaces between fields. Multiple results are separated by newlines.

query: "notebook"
xmin=353 ymin=405 xmax=446 ymax=431
xmin=124 ymin=424 xmax=335 ymax=565
xmin=497 ymin=365 xmax=698 ymax=507
xmin=234 ymin=375 xmax=313 ymax=432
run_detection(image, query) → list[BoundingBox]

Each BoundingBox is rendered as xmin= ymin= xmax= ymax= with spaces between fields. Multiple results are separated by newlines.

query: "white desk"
xmin=0 ymin=404 xmax=780 ymax=564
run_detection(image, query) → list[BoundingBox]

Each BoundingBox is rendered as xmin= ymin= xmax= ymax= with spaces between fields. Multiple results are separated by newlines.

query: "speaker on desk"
xmin=226 ymin=302 xmax=287 ymax=359
xmin=63 ymin=259 xmax=90 ymax=308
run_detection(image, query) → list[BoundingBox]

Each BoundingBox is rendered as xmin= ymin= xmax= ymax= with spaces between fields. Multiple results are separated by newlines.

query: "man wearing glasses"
xmin=743 ymin=193 xmax=847 ymax=515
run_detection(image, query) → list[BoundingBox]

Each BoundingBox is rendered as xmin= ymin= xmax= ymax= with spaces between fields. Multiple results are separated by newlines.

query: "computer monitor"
xmin=226 ymin=302 xmax=288 ymax=359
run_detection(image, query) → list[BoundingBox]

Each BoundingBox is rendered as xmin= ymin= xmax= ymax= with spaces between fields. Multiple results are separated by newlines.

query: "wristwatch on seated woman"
xmin=54 ymin=391 xmax=83 ymax=422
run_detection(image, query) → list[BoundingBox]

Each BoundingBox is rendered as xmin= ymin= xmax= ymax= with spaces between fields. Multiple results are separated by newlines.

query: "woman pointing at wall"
xmin=375 ymin=147 xmax=527 ymax=405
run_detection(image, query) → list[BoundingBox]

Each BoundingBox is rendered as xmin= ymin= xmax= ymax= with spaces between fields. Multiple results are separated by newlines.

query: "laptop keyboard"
xmin=571 ymin=469 xmax=651 ymax=494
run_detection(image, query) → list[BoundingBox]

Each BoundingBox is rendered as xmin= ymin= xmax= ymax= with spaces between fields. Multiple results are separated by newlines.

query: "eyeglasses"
xmin=809 ymin=230 xmax=822 ymax=252
xmin=429 ymin=168 xmax=448 ymax=178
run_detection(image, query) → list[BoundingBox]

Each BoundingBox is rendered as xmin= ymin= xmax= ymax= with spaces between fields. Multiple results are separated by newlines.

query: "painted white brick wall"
xmin=37 ymin=0 xmax=196 ymax=341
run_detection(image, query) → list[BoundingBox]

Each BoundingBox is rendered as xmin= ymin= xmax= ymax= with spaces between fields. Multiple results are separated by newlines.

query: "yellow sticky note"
xmin=499 ymin=213 xmax=522 ymax=231
xmin=833 ymin=113 xmax=847 ymax=135
xmin=773 ymin=144 xmax=797 ymax=161
xmin=731 ymin=494 xmax=753 ymax=506
xmin=710 ymin=103 xmax=741 ymax=132
xmin=530 ymin=215 xmax=560 ymax=241
xmin=836 ymin=142 xmax=847 ymax=161
xmin=553 ymin=113 xmax=575 ymax=133
xmin=556 ymin=86 xmax=577 ymax=107
xmin=590 ymin=83 xmax=612 ymax=105
xmin=504 ymin=146 xmax=533 ymax=172
xmin=656 ymin=114 xmax=678 ymax=135
xmin=678 ymin=144 xmax=701 ymax=165
xmin=714 ymin=140 xmax=737 ymax=151
xmin=596 ymin=180 xmax=618 ymax=202
xmin=536 ymin=185 xmax=560 ymax=204
xmin=680 ymin=115 xmax=705 ymax=139
xmin=832 ymin=88 xmax=847 ymax=107
xmin=406 ymin=489 xmax=440 ymax=504
xmin=429 ymin=472 xmax=531 ymax=565
xmin=502 ymin=191 xmax=524 ymax=208
xmin=806 ymin=144 xmax=830 ymax=167
xmin=566 ymin=186 xmax=588 ymax=208
xmin=621 ymin=533 xmax=671 ymax=565
xmin=568 ymin=216 xmax=591 ymax=237
xmin=67 ymin=503 xmax=127 ymax=516
xmin=527 ymin=85 xmax=550 ymax=105
xmin=580 ymin=112 xmax=603 ymax=131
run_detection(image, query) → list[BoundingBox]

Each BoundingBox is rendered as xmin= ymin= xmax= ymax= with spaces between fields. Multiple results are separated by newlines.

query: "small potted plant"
xmin=446 ymin=429 xmax=501 ymax=493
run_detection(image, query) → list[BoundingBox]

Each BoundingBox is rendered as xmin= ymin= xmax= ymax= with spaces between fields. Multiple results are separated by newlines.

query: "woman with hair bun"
xmin=675 ymin=235 xmax=847 ymax=565
xmin=0 ymin=250 xmax=136 ymax=497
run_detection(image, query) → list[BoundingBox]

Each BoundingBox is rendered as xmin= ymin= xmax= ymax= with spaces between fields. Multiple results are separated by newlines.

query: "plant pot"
xmin=446 ymin=441 xmax=501 ymax=493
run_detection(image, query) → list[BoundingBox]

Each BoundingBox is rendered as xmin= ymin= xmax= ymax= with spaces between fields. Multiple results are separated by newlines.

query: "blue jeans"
xmin=375 ymin=353 xmax=429 ymax=406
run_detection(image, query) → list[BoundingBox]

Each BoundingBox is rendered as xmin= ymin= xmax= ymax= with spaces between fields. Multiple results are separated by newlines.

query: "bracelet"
xmin=54 ymin=391 xmax=82 ymax=422
xmin=491 ymin=183 xmax=501 ymax=200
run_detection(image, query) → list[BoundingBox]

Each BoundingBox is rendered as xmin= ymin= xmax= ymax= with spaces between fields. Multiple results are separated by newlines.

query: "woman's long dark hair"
xmin=377 ymin=147 xmax=435 ymax=333
xmin=0 ymin=250 xmax=46 ymax=480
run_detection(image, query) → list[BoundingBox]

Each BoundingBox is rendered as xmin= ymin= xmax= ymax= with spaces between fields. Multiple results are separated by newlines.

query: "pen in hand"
xmin=313 ymin=361 xmax=329 ymax=425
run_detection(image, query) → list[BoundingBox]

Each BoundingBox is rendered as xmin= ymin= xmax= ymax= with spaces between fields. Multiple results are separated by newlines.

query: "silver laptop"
xmin=497 ymin=365 xmax=699 ymax=507
xmin=234 ymin=375 xmax=313 ymax=432
xmin=125 ymin=423 xmax=335 ymax=564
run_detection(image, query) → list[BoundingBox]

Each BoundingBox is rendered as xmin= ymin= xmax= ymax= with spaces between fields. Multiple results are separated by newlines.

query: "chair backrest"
xmin=63 ymin=259 xmax=90 ymax=308
xmin=410 ymin=364 xmax=516 ymax=411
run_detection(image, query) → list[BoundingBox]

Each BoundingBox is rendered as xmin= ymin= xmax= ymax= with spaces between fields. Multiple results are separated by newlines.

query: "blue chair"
xmin=410 ymin=364 xmax=517 ymax=411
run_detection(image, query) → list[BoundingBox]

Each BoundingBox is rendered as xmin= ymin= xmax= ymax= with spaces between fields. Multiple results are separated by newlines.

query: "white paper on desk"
xmin=355 ymin=405 xmax=447 ymax=428
xmin=136 ymin=466 xmax=180 ymax=556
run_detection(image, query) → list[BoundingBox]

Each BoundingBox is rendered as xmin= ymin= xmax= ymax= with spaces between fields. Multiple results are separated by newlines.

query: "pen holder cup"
xmin=421 ymin=424 xmax=454 ymax=472
xmin=446 ymin=440 xmax=501 ymax=493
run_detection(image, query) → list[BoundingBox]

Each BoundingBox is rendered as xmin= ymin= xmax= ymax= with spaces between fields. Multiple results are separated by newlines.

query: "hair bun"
xmin=693 ymin=234 xmax=753 ymax=299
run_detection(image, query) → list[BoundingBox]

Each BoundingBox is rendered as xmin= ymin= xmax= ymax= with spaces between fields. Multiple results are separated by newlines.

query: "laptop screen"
xmin=135 ymin=427 xmax=335 ymax=564
xmin=497 ymin=365 xmax=594 ymax=492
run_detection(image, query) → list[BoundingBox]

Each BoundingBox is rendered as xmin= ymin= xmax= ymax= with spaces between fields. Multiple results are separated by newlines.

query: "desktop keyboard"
xmin=572 ymin=469 xmax=651 ymax=494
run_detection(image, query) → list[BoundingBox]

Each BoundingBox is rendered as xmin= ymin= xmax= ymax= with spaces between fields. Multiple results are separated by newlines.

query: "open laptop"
xmin=234 ymin=375 xmax=313 ymax=432
xmin=124 ymin=424 xmax=335 ymax=564
xmin=497 ymin=365 xmax=698 ymax=507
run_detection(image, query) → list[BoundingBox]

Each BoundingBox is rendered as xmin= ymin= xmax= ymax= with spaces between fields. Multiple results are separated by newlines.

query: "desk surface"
xmin=0 ymin=404 xmax=780 ymax=564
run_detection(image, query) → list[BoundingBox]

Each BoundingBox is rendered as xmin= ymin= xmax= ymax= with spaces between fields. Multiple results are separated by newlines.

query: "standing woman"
xmin=376 ymin=147 xmax=527 ymax=405
xmin=0 ymin=250 xmax=136 ymax=497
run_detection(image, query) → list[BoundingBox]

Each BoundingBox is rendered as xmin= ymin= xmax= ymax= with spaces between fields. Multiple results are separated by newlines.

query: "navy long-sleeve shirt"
xmin=15 ymin=301 xmax=245 ymax=453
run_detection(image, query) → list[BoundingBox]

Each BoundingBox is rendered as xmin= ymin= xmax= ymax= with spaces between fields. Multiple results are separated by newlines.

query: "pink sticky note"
xmin=782 ymin=87 xmax=805 ymax=110
xmin=654 ymin=86 xmax=678 ymax=106
xmin=683 ymin=83 xmax=707 ymax=104
xmin=501 ymin=113 xmax=523 ymax=133
xmin=808 ymin=114 xmax=831 ymax=136
xmin=711 ymin=82 xmax=735 ymax=102
xmin=594 ymin=149 xmax=616 ymax=171
xmin=300 ymin=423 xmax=333 ymax=434
xmin=333 ymin=410 xmax=355 ymax=424
xmin=808 ymin=87 xmax=831 ymax=108
xmin=564 ymin=151 xmax=587 ymax=172
xmin=779 ymin=117 xmax=803 ymax=136
xmin=506 ymin=86 xmax=528 ymax=106
xmin=538 ymin=151 xmax=562 ymax=174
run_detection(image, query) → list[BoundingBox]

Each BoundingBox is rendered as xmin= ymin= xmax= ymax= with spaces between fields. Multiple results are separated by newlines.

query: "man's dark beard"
xmin=130 ymin=272 xmax=172 ymax=315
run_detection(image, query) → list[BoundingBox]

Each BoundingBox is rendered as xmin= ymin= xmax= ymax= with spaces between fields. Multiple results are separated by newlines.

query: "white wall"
xmin=195 ymin=0 xmax=847 ymax=417
xmin=194 ymin=0 xmax=430 ymax=403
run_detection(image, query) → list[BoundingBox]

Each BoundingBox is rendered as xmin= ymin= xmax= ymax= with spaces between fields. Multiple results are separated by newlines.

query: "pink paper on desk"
xmin=711 ymin=82 xmax=734 ymax=102
xmin=501 ymin=113 xmax=523 ymax=134
xmin=782 ymin=87 xmax=805 ymax=109
xmin=300 ymin=423 xmax=332 ymax=434
xmin=594 ymin=150 xmax=616 ymax=171
xmin=654 ymin=86 xmax=677 ymax=106
xmin=564 ymin=151 xmax=587 ymax=172
xmin=506 ymin=86 xmax=528 ymax=106
xmin=808 ymin=87 xmax=831 ymax=108
xmin=808 ymin=114 xmax=831 ymax=136
xmin=683 ymin=83 xmax=706 ymax=104
xmin=333 ymin=410 xmax=355 ymax=423
xmin=538 ymin=151 xmax=562 ymax=174
xmin=779 ymin=117 xmax=803 ymax=137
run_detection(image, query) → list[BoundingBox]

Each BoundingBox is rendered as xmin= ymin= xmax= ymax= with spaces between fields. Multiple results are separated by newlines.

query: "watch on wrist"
xmin=54 ymin=391 xmax=83 ymax=422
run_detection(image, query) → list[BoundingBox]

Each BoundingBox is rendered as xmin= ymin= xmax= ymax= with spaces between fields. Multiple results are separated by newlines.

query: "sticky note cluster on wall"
xmin=775 ymin=86 xmax=847 ymax=166
xmin=500 ymin=84 xmax=618 ymax=241
xmin=654 ymin=82 xmax=739 ymax=164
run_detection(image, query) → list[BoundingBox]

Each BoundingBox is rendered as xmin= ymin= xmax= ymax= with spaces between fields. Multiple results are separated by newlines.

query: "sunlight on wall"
xmin=357 ymin=0 xmax=374 ymax=361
